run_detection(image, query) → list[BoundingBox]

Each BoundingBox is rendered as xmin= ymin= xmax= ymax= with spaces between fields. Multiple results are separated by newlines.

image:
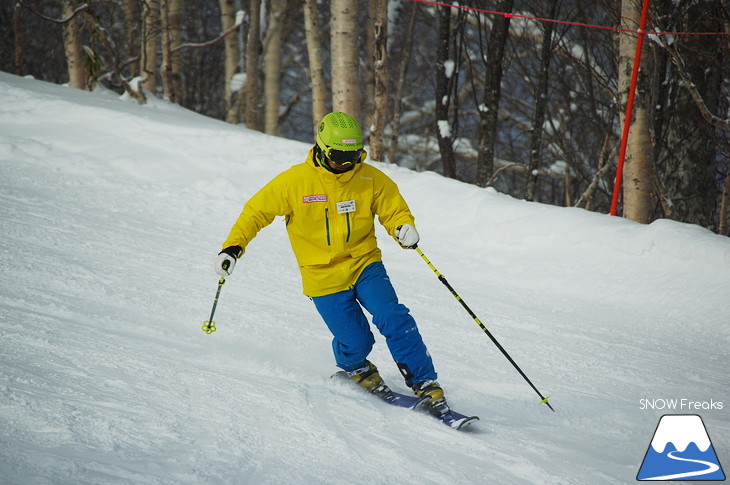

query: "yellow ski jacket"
xmin=222 ymin=148 xmax=416 ymax=296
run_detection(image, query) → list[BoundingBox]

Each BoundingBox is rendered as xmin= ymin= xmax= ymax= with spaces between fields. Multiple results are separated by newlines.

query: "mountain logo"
xmin=637 ymin=414 xmax=725 ymax=481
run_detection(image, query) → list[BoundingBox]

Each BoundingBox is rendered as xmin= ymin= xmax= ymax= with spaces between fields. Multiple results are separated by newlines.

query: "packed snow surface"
xmin=1 ymin=72 xmax=728 ymax=484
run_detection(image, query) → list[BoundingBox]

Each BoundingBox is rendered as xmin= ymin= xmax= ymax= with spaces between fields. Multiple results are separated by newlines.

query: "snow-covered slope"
xmin=1 ymin=71 xmax=728 ymax=484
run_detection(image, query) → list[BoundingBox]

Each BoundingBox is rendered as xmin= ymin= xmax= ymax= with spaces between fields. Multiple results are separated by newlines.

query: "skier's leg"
xmin=354 ymin=262 xmax=437 ymax=386
xmin=312 ymin=289 xmax=375 ymax=372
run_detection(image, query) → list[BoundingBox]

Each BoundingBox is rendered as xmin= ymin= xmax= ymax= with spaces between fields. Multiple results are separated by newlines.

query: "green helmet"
xmin=316 ymin=112 xmax=363 ymax=153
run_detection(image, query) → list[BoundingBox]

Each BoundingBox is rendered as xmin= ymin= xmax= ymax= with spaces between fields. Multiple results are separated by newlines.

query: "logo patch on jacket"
xmin=303 ymin=195 xmax=328 ymax=203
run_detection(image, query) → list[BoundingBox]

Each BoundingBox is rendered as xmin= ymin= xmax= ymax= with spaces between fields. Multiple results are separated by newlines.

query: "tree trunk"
xmin=386 ymin=2 xmax=417 ymax=164
xmin=245 ymin=0 xmax=263 ymax=131
xmin=719 ymin=11 xmax=730 ymax=236
xmin=13 ymin=3 xmax=24 ymax=75
xmin=525 ymin=0 xmax=558 ymax=202
xmin=369 ymin=0 xmax=388 ymax=161
xmin=619 ymin=0 xmax=656 ymax=223
xmin=719 ymin=168 xmax=730 ymax=236
xmin=220 ymin=0 xmax=240 ymax=122
xmin=61 ymin=0 xmax=86 ymax=89
xmin=330 ymin=0 xmax=360 ymax=119
xmin=160 ymin=0 xmax=182 ymax=103
xmin=659 ymin=3 xmax=722 ymax=228
xmin=142 ymin=0 xmax=160 ymax=93
xmin=123 ymin=0 xmax=139 ymax=75
xmin=434 ymin=5 xmax=456 ymax=178
xmin=303 ymin=0 xmax=328 ymax=136
xmin=263 ymin=0 xmax=285 ymax=135
xmin=169 ymin=0 xmax=182 ymax=99
xmin=475 ymin=0 xmax=514 ymax=187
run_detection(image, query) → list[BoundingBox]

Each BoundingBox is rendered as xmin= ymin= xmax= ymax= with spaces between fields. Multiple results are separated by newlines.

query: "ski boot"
xmin=347 ymin=361 xmax=394 ymax=400
xmin=413 ymin=380 xmax=450 ymax=416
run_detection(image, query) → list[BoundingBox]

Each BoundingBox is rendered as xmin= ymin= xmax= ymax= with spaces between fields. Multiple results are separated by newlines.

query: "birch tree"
xmin=303 ymin=0 xmax=328 ymax=135
xmin=160 ymin=0 xmax=182 ymax=103
xmin=331 ymin=0 xmax=360 ymax=120
xmin=61 ymin=0 xmax=86 ymax=89
xmin=263 ymin=0 xmax=286 ymax=135
xmin=618 ymin=0 xmax=656 ymax=223
xmin=220 ymin=0 xmax=240 ymax=122
xmin=141 ymin=0 xmax=160 ymax=93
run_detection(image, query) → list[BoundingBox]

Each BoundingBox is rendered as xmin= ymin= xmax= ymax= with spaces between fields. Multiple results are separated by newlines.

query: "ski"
xmin=419 ymin=403 xmax=480 ymax=430
xmin=331 ymin=371 xmax=479 ymax=430
xmin=331 ymin=371 xmax=430 ymax=410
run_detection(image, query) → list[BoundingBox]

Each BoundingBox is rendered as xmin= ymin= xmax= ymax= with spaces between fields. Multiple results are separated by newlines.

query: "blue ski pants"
xmin=311 ymin=261 xmax=437 ymax=387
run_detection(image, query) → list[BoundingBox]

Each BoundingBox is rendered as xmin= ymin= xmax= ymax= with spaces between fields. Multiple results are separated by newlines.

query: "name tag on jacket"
xmin=337 ymin=200 xmax=356 ymax=214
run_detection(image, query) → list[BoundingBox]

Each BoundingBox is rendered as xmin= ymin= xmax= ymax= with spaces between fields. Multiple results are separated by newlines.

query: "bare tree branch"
xmin=655 ymin=36 xmax=730 ymax=132
xmin=487 ymin=162 xmax=523 ymax=187
xmin=17 ymin=1 xmax=88 ymax=24
xmin=171 ymin=14 xmax=243 ymax=53
xmin=574 ymin=162 xmax=611 ymax=209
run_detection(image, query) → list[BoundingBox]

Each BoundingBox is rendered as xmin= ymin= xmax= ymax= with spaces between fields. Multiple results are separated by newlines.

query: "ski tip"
xmin=452 ymin=415 xmax=480 ymax=431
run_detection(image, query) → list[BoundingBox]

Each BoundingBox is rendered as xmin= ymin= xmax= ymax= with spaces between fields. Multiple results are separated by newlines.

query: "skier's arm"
xmin=217 ymin=175 xmax=292 ymax=274
xmin=372 ymin=173 xmax=418 ymax=247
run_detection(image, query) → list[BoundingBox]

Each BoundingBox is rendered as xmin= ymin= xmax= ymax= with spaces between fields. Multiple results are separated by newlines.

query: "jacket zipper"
xmin=325 ymin=208 xmax=331 ymax=246
xmin=345 ymin=213 xmax=351 ymax=243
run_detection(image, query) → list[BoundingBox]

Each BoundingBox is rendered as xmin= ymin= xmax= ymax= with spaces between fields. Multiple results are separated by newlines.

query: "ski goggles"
xmin=324 ymin=148 xmax=363 ymax=168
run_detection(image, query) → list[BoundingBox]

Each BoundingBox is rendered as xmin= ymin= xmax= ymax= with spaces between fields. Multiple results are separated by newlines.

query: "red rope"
xmin=408 ymin=0 xmax=730 ymax=37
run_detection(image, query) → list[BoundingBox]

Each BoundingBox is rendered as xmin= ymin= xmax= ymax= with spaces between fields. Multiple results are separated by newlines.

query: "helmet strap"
xmin=313 ymin=145 xmax=323 ymax=167
xmin=314 ymin=144 xmax=352 ymax=174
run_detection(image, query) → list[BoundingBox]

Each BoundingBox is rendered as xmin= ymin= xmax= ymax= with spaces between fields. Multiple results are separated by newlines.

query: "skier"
xmin=214 ymin=112 xmax=449 ymax=413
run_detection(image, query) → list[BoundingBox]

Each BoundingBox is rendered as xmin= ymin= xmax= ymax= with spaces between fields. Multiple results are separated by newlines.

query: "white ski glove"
xmin=214 ymin=246 xmax=242 ymax=277
xmin=396 ymin=224 xmax=419 ymax=249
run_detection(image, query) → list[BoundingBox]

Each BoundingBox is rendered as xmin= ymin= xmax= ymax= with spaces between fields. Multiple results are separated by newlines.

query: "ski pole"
xmin=202 ymin=263 xmax=228 ymax=334
xmin=202 ymin=277 xmax=225 ymax=334
xmin=414 ymin=246 xmax=554 ymax=412
xmin=203 ymin=260 xmax=232 ymax=334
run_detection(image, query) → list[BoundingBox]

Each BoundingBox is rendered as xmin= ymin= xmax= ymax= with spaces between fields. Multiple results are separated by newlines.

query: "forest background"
xmin=2 ymin=0 xmax=729 ymax=235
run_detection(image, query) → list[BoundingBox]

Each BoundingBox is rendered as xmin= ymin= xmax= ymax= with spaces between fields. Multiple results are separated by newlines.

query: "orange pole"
xmin=610 ymin=0 xmax=651 ymax=216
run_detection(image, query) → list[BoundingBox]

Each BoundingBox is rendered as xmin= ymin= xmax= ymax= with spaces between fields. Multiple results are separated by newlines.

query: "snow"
xmin=230 ymin=73 xmax=247 ymax=93
xmin=235 ymin=10 xmax=246 ymax=27
xmin=437 ymin=119 xmax=451 ymax=139
xmin=1 ymin=71 xmax=729 ymax=484
xmin=443 ymin=59 xmax=455 ymax=79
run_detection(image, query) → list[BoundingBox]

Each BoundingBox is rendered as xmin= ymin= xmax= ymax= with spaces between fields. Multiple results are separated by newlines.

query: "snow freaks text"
xmin=639 ymin=399 xmax=724 ymax=411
